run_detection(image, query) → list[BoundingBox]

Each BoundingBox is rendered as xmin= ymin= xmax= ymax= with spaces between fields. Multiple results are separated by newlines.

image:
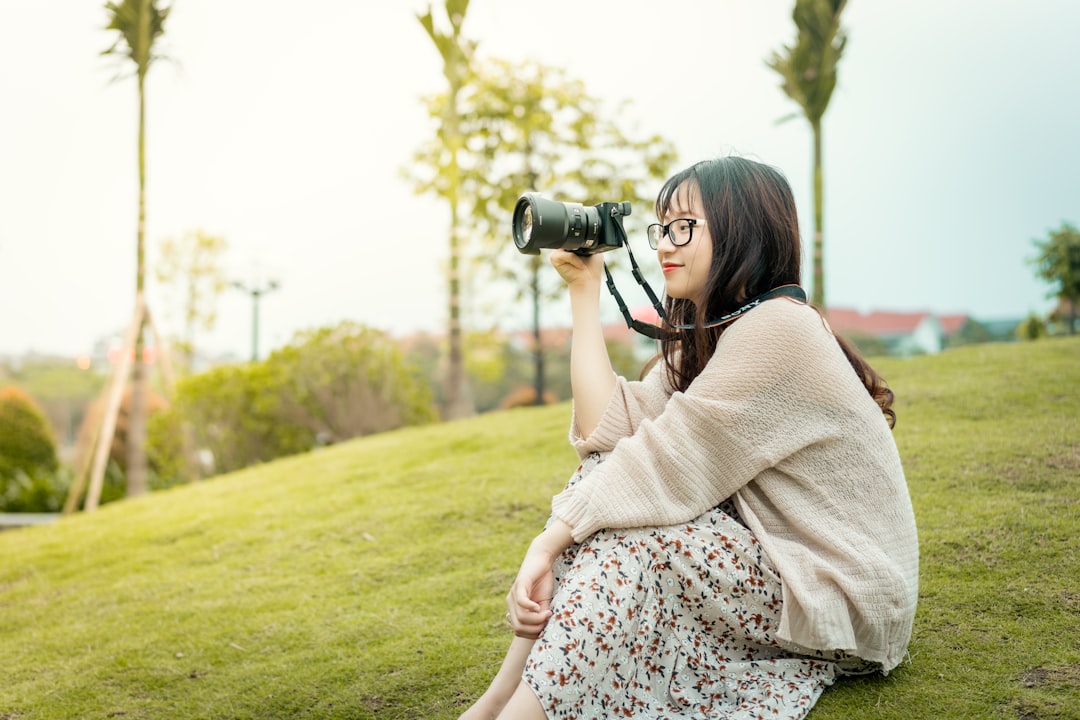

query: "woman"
xmin=462 ymin=156 xmax=919 ymax=719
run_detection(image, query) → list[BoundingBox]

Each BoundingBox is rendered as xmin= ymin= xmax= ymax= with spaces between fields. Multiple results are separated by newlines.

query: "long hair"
xmin=655 ymin=156 xmax=896 ymax=427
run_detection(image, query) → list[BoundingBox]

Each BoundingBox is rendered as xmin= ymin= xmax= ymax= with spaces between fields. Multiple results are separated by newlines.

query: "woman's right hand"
xmin=506 ymin=520 xmax=574 ymax=640
xmin=550 ymin=250 xmax=605 ymax=292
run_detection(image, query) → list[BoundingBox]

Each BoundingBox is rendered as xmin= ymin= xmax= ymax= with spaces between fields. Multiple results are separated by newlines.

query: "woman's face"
xmin=656 ymin=181 xmax=713 ymax=305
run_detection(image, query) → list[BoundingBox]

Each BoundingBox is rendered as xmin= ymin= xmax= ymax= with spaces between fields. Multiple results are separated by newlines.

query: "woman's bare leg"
xmin=495 ymin=680 xmax=546 ymax=720
xmin=458 ymin=636 xmax=536 ymax=720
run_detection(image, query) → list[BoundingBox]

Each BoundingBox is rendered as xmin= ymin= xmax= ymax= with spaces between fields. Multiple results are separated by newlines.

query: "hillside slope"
xmin=1 ymin=337 xmax=1078 ymax=719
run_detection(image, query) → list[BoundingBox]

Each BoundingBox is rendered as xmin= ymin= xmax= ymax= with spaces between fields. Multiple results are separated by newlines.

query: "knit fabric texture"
xmin=552 ymin=298 xmax=920 ymax=671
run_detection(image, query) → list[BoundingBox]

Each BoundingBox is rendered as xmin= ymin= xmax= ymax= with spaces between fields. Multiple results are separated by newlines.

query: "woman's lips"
xmin=661 ymin=263 xmax=681 ymax=274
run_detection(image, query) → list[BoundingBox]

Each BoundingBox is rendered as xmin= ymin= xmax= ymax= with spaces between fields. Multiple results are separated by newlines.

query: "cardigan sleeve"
xmin=553 ymin=299 xmax=844 ymax=542
xmin=569 ymin=357 xmax=672 ymax=458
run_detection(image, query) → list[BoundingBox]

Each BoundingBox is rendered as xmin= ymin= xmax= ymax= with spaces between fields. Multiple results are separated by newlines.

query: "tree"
xmin=409 ymin=58 xmax=676 ymax=404
xmin=416 ymin=0 xmax=476 ymax=420
xmin=768 ymin=0 xmax=848 ymax=310
xmin=1030 ymin=221 xmax=1080 ymax=335
xmin=155 ymin=229 xmax=229 ymax=371
xmin=102 ymin=0 xmax=172 ymax=497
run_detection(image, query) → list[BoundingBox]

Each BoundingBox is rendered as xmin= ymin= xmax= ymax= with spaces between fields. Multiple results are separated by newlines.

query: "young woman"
xmin=461 ymin=156 xmax=919 ymax=720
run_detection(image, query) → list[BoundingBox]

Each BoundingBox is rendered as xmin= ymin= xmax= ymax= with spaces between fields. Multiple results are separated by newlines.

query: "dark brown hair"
xmin=654 ymin=157 xmax=896 ymax=427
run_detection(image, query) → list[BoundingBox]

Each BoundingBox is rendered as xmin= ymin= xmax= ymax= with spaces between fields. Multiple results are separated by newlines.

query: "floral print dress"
xmin=523 ymin=454 xmax=876 ymax=719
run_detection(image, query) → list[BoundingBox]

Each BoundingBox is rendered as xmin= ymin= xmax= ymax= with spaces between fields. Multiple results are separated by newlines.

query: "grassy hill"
xmin=1 ymin=337 xmax=1078 ymax=720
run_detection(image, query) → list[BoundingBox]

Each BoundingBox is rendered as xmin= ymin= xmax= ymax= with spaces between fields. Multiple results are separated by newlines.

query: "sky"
xmin=1 ymin=0 xmax=1078 ymax=360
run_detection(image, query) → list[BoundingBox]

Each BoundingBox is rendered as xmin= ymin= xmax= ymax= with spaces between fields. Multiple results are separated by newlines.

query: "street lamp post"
xmin=232 ymin=279 xmax=279 ymax=361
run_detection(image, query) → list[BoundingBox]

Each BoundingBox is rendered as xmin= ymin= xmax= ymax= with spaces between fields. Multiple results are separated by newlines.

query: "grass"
xmin=0 ymin=337 xmax=1078 ymax=720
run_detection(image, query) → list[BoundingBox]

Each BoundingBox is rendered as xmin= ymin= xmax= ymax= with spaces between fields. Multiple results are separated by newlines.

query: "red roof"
xmin=827 ymin=309 xmax=970 ymax=337
xmin=825 ymin=309 xmax=929 ymax=336
xmin=937 ymin=314 xmax=969 ymax=335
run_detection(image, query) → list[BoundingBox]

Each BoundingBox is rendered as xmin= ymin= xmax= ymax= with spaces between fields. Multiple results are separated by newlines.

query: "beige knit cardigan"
xmin=552 ymin=298 xmax=919 ymax=671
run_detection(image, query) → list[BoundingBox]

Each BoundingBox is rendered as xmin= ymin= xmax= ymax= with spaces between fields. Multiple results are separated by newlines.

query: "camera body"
xmin=512 ymin=192 xmax=632 ymax=256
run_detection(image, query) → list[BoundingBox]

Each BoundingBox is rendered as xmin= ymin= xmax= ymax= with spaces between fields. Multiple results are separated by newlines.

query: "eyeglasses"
xmin=646 ymin=218 xmax=707 ymax=250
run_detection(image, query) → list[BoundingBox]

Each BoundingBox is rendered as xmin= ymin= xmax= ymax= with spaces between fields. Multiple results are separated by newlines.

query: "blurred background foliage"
xmin=0 ymin=322 xmax=645 ymax=512
xmin=2 ymin=0 xmax=1076 ymax=516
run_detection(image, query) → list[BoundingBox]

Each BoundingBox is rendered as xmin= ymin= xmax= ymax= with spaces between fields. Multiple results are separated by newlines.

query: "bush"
xmin=0 ymin=465 xmax=71 ymax=513
xmin=166 ymin=321 xmax=438 ymax=477
xmin=0 ymin=386 xmax=64 ymax=512
xmin=0 ymin=386 xmax=58 ymax=483
xmin=171 ymin=362 xmax=313 ymax=476
xmin=1016 ymin=313 xmax=1049 ymax=341
xmin=146 ymin=407 xmax=195 ymax=487
xmin=268 ymin=322 xmax=438 ymax=442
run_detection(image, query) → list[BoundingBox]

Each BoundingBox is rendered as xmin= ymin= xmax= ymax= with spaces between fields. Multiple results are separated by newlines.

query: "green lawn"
xmin=1 ymin=337 xmax=1078 ymax=719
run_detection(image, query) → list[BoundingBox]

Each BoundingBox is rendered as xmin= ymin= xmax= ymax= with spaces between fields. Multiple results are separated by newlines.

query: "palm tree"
xmin=102 ymin=0 xmax=171 ymax=496
xmin=768 ymin=0 xmax=848 ymax=310
xmin=417 ymin=0 xmax=476 ymax=419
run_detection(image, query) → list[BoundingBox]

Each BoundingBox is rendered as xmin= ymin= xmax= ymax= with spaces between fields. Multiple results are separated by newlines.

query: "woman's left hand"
xmin=506 ymin=519 xmax=575 ymax=639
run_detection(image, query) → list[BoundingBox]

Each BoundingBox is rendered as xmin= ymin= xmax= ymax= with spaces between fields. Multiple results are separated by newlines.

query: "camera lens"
xmin=519 ymin=204 xmax=534 ymax=244
xmin=512 ymin=193 xmax=600 ymax=255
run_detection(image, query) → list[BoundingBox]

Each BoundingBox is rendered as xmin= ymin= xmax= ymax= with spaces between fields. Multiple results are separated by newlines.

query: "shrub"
xmin=166 ymin=322 xmax=439 ymax=477
xmin=172 ymin=362 xmax=313 ymax=476
xmin=0 ymin=386 xmax=59 ymax=482
xmin=103 ymin=322 xmax=446 ymax=481
xmin=1016 ymin=313 xmax=1049 ymax=341
xmin=267 ymin=322 xmax=438 ymax=441
xmin=0 ymin=386 xmax=64 ymax=512
xmin=146 ymin=407 xmax=195 ymax=487
xmin=0 ymin=465 xmax=71 ymax=513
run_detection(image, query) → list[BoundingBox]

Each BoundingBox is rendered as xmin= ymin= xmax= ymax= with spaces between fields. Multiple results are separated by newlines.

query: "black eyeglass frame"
xmin=597 ymin=218 xmax=805 ymax=341
xmin=646 ymin=218 xmax=707 ymax=250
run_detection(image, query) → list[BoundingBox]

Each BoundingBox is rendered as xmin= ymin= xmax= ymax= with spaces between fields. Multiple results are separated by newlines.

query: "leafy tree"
xmin=1030 ymin=221 xmax=1080 ymax=334
xmin=416 ymin=0 xmax=476 ymax=420
xmin=102 ymin=0 xmax=172 ymax=497
xmin=768 ymin=0 xmax=848 ymax=310
xmin=155 ymin=229 xmax=229 ymax=371
xmin=410 ymin=57 xmax=676 ymax=405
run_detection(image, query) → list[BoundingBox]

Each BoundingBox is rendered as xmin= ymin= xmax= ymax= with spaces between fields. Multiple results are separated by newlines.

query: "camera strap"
xmin=604 ymin=240 xmax=806 ymax=340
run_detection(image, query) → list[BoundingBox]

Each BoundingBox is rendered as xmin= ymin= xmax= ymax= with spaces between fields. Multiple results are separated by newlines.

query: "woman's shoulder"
xmin=723 ymin=297 xmax=826 ymax=346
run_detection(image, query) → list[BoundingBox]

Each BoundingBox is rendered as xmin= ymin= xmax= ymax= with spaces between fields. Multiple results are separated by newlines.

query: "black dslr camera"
xmin=511 ymin=193 xmax=631 ymax=256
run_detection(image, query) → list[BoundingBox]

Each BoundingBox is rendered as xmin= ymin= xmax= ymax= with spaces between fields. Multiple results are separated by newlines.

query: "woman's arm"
xmin=506 ymin=519 xmax=575 ymax=639
xmin=553 ymin=300 xmax=842 ymax=542
xmin=550 ymin=250 xmax=616 ymax=438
